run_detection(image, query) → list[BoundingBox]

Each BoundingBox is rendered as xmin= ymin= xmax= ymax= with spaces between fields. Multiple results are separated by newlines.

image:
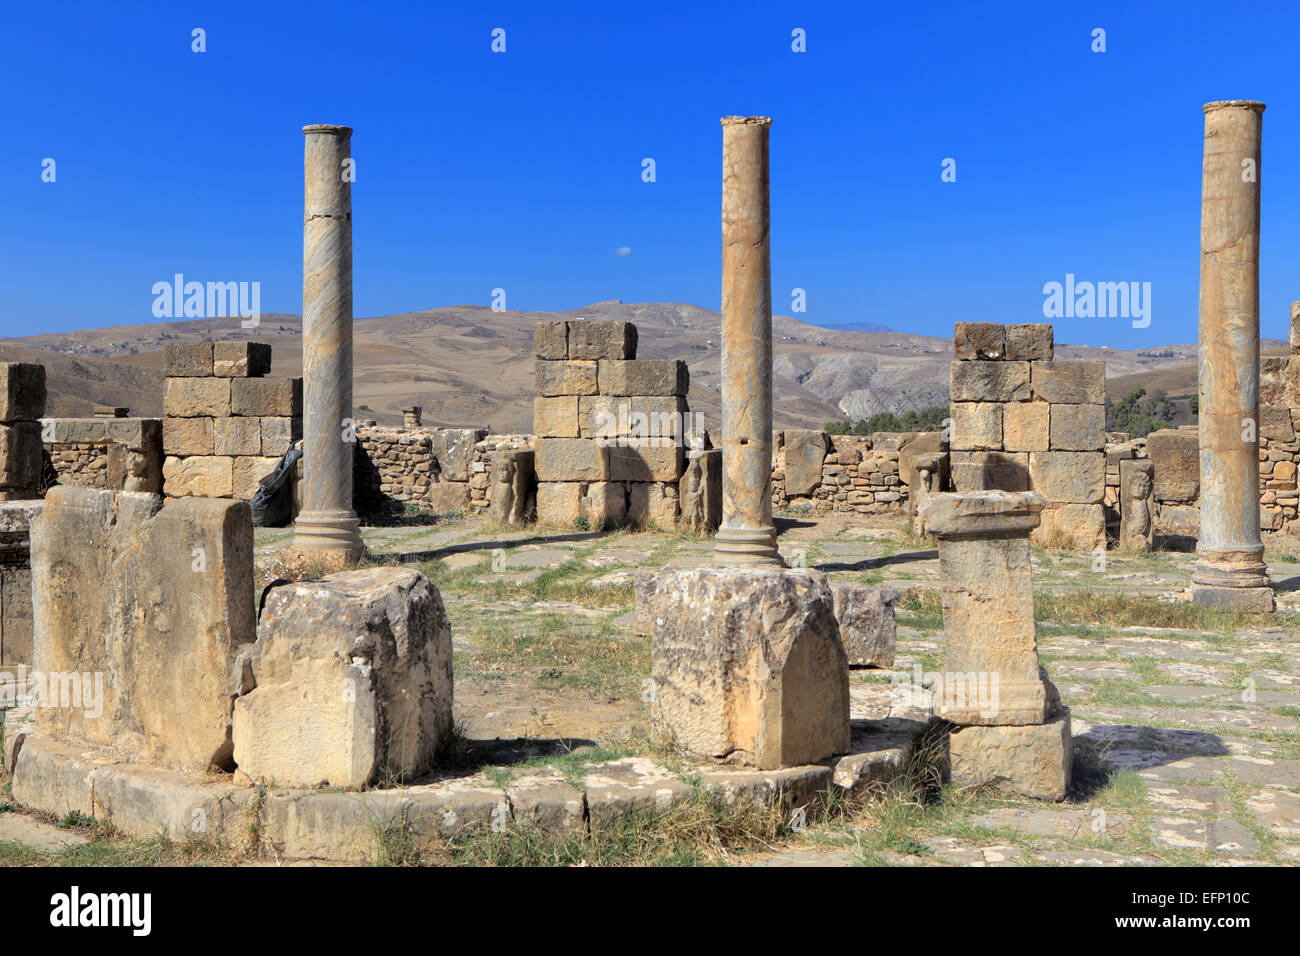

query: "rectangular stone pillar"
xmin=291 ymin=124 xmax=363 ymax=564
xmin=1192 ymin=101 xmax=1273 ymax=612
xmin=714 ymin=116 xmax=781 ymax=564
xmin=918 ymin=490 xmax=1071 ymax=800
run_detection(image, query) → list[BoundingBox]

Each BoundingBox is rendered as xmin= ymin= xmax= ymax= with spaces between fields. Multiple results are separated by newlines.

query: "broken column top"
xmin=918 ymin=490 xmax=1045 ymax=537
xmin=1203 ymin=100 xmax=1265 ymax=113
xmin=721 ymin=115 xmax=771 ymax=126
xmin=303 ymin=123 xmax=353 ymax=135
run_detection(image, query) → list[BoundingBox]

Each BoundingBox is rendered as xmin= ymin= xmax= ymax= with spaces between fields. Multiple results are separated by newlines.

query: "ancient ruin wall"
xmin=161 ymin=342 xmax=302 ymax=500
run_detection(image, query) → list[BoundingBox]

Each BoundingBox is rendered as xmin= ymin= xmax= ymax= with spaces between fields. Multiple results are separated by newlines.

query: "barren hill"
xmin=0 ymin=303 xmax=1230 ymax=432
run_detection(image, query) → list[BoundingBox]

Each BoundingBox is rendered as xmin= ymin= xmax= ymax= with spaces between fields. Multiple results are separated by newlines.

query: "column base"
xmin=1191 ymin=584 xmax=1275 ymax=613
xmin=1193 ymin=549 xmax=1270 ymax=589
xmin=713 ymin=526 xmax=783 ymax=566
xmin=290 ymin=510 xmax=365 ymax=565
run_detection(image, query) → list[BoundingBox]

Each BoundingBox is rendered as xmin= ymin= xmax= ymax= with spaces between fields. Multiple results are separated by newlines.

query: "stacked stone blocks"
xmin=162 ymin=342 xmax=302 ymax=499
xmin=534 ymin=320 xmax=689 ymax=528
xmin=950 ymin=322 xmax=1106 ymax=549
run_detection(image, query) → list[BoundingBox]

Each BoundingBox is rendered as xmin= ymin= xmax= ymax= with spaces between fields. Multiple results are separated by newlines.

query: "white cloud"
xmin=614 ymin=246 xmax=632 ymax=257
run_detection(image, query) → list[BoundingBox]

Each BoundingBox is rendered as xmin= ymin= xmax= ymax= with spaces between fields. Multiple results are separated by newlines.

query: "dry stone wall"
xmin=352 ymin=424 xmax=487 ymax=517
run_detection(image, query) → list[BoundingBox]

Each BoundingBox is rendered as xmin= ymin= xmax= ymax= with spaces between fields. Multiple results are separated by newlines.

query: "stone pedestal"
xmin=641 ymin=567 xmax=849 ymax=769
xmin=713 ymin=116 xmax=781 ymax=565
xmin=918 ymin=491 xmax=1058 ymax=725
xmin=1192 ymin=101 xmax=1272 ymax=612
xmin=292 ymin=124 xmax=364 ymax=562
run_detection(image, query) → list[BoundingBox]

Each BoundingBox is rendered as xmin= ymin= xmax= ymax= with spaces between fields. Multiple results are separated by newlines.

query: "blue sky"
xmin=2 ymin=1 xmax=1296 ymax=347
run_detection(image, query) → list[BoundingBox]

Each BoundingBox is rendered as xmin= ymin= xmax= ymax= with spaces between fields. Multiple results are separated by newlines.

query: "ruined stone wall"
xmin=46 ymin=441 xmax=108 ymax=487
xmin=161 ymin=342 xmax=302 ymax=500
xmin=533 ymin=320 xmax=691 ymax=529
xmin=41 ymin=417 xmax=163 ymax=494
xmin=352 ymin=424 xmax=486 ymax=517
xmin=948 ymin=322 xmax=1107 ymax=549
xmin=771 ymin=432 xmax=907 ymax=515
xmin=472 ymin=434 xmax=534 ymax=513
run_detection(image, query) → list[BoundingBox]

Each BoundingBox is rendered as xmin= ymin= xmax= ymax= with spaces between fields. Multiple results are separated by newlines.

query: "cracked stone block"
xmin=232 ymin=567 xmax=452 ymax=789
xmin=642 ymin=567 xmax=850 ymax=769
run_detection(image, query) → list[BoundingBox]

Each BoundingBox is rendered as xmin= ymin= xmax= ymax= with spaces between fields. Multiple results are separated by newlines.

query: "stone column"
xmin=1193 ymin=101 xmax=1272 ymax=612
xmin=291 ymin=124 xmax=363 ymax=562
xmin=714 ymin=116 xmax=781 ymax=565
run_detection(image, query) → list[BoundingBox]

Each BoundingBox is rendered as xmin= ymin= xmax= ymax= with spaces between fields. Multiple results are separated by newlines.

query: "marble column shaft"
xmin=714 ymin=116 xmax=781 ymax=565
xmin=293 ymin=124 xmax=363 ymax=558
xmin=1193 ymin=101 xmax=1270 ymax=606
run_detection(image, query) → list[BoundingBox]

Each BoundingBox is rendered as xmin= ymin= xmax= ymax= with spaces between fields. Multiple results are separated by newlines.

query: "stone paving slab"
xmin=0 ymin=812 xmax=92 ymax=852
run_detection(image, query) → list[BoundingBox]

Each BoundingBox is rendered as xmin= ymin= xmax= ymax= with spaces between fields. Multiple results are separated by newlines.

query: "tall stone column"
xmin=714 ymin=116 xmax=781 ymax=565
xmin=1193 ymin=101 xmax=1272 ymax=612
xmin=292 ymin=124 xmax=363 ymax=562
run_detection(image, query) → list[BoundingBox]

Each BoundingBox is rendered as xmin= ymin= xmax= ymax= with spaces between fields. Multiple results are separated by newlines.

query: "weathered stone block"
xmin=232 ymin=456 xmax=281 ymax=499
xmin=829 ymin=583 xmax=897 ymax=667
xmin=608 ymin=443 xmax=682 ymax=482
xmin=536 ymin=359 xmax=598 ymax=396
xmin=259 ymin=417 xmax=301 ymax=457
xmin=533 ymin=321 xmax=568 ymax=360
xmin=950 ymin=450 xmax=1029 ymax=492
xmin=1032 ymin=503 xmax=1105 ymax=550
xmin=213 ymin=341 xmax=273 ymax=377
xmin=535 ymin=438 xmax=610 ymax=482
xmin=230 ymin=377 xmax=302 ymax=417
xmin=163 ymin=377 xmax=231 ymax=418
xmin=1029 ymin=451 xmax=1104 ymax=503
xmin=536 ymin=481 xmax=582 ymax=526
xmin=431 ymin=428 xmax=484 ymax=482
xmin=233 ymin=568 xmax=453 ymax=788
xmin=580 ymin=481 xmax=628 ymax=529
xmin=0 ymin=363 xmax=47 ymax=422
xmin=30 ymin=488 xmax=255 ymax=771
xmin=1005 ymin=324 xmax=1053 ymax=362
xmin=1146 ymin=428 xmax=1199 ymax=503
xmin=953 ymin=323 xmax=1005 ymax=361
xmin=163 ymin=417 xmax=214 ymax=456
xmin=1003 ymin=402 xmax=1049 ymax=452
xmin=947 ymin=709 xmax=1072 ymax=801
xmin=678 ymin=449 xmax=721 ymax=534
xmin=1261 ymin=356 xmax=1288 ymax=406
xmin=643 ymin=567 xmax=850 ymax=769
xmin=426 ymin=481 xmax=469 ymax=514
xmin=578 ymin=395 xmax=687 ymax=441
xmin=628 ymin=481 xmax=678 ymax=528
xmin=213 ymin=417 xmax=262 ymax=456
xmin=1260 ymin=404 xmax=1295 ymax=442
xmin=164 ymin=342 xmax=213 ymax=377
xmin=163 ymin=455 xmax=234 ymax=498
xmin=567 ymin=320 xmax=637 ymax=361
xmin=1191 ymin=585 xmax=1275 ymax=613
xmin=598 ymin=360 xmax=688 ymax=397
xmin=1030 ymin=361 xmax=1106 ymax=404
xmin=535 ymin=396 xmax=580 ymax=438
xmin=1048 ymin=403 xmax=1105 ymax=451
xmin=1291 ymin=301 xmax=1300 ymax=352
xmin=1 ymin=563 xmax=35 ymax=665
xmin=0 ymin=422 xmax=42 ymax=493
xmin=950 ymin=402 xmax=1002 ymax=451
xmin=949 ymin=361 xmax=1031 ymax=403
xmin=784 ymin=430 xmax=830 ymax=496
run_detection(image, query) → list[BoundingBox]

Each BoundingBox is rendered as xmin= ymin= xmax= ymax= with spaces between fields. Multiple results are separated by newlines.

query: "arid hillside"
xmin=0 ymin=303 xmax=1232 ymax=432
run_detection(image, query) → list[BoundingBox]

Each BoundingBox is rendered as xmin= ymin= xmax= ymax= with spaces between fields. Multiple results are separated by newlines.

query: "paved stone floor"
xmin=5 ymin=511 xmax=1297 ymax=866
xmin=248 ymin=512 xmax=1300 ymax=866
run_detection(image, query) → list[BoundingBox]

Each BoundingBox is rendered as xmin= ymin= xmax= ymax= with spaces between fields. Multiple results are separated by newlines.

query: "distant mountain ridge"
xmin=0 ymin=303 xmax=1208 ymax=432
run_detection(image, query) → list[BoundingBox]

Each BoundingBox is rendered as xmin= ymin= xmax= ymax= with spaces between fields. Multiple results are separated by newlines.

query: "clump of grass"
xmin=433 ymin=788 xmax=793 ymax=867
xmin=1034 ymin=588 xmax=1287 ymax=632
